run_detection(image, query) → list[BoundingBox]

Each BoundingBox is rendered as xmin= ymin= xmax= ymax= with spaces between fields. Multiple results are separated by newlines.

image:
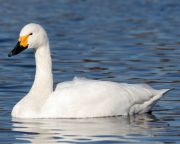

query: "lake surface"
xmin=0 ymin=0 xmax=180 ymax=143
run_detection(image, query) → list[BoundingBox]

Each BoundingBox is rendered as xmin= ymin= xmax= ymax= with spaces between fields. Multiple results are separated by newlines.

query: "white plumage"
xmin=10 ymin=23 xmax=169 ymax=118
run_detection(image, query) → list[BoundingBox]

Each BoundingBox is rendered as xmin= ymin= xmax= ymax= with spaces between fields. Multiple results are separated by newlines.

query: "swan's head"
xmin=8 ymin=23 xmax=48 ymax=57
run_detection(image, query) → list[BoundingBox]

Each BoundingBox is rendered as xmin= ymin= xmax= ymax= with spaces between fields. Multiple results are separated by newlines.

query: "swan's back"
xmin=40 ymin=77 xmax=169 ymax=118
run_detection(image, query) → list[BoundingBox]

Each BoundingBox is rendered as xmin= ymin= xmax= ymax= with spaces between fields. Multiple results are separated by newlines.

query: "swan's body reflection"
xmin=12 ymin=114 xmax=164 ymax=143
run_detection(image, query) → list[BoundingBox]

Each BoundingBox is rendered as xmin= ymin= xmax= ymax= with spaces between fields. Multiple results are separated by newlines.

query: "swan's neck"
xmin=28 ymin=42 xmax=53 ymax=101
xmin=12 ymin=39 xmax=54 ymax=117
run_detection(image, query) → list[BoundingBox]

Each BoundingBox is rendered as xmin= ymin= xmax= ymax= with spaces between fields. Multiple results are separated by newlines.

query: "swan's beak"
xmin=8 ymin=35 xmax=29 ymax=57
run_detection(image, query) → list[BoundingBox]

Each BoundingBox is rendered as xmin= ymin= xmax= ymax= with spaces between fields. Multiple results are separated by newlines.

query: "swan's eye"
xmin=29 ymin=33 xmax=33 ymax=35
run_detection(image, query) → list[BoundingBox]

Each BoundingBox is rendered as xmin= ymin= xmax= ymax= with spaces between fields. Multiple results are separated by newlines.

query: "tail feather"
xmin=151 ymin=89 xmax=171 ymax=103
xmin=159 ymin=89 xmax=171 ymax=95
xmin=140 ymin=88 xmax=171 ymax=113
xmin=130 ymin=88 xmax=171 ymax=115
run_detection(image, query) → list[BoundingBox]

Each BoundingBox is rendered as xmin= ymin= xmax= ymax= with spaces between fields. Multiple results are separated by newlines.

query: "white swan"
xmin=8 ymin=23 xmax=169 ymax=118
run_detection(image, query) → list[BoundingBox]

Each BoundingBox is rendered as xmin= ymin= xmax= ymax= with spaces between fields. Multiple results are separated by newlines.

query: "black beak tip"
xmin=8 ymin=41 xmax=28 ymax=57
xmin=8 ymin=52 xmax=12 ymax=57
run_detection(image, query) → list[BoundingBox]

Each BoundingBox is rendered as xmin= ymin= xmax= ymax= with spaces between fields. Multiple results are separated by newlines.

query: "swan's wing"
xmin=55 ymin=77 xmax=95 ymax=90
xmin=40 ymin=77 xmax=169 ymax=118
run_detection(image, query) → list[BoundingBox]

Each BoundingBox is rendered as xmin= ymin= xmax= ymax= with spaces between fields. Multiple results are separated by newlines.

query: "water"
xmin=0 ymin=0 xmax=179 ymax=143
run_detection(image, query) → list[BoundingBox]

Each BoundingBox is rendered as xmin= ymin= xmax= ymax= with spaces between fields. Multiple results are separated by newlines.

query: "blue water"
xmin=0 ymin=0 xmax=180 ymax=143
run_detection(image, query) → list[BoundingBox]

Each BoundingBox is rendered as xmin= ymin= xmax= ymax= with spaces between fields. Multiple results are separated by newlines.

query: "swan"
xmin=8 ymin=23 xmax=170 ymax=118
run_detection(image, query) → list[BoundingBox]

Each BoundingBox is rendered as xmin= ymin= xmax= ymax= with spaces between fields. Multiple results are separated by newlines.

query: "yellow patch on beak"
xmin=18 ymin=35 xmax=30 ymax=47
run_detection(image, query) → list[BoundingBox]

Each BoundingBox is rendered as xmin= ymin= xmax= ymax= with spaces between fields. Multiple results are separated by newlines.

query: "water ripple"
xmin=0 ymin=0 xmax=179 ymax=143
